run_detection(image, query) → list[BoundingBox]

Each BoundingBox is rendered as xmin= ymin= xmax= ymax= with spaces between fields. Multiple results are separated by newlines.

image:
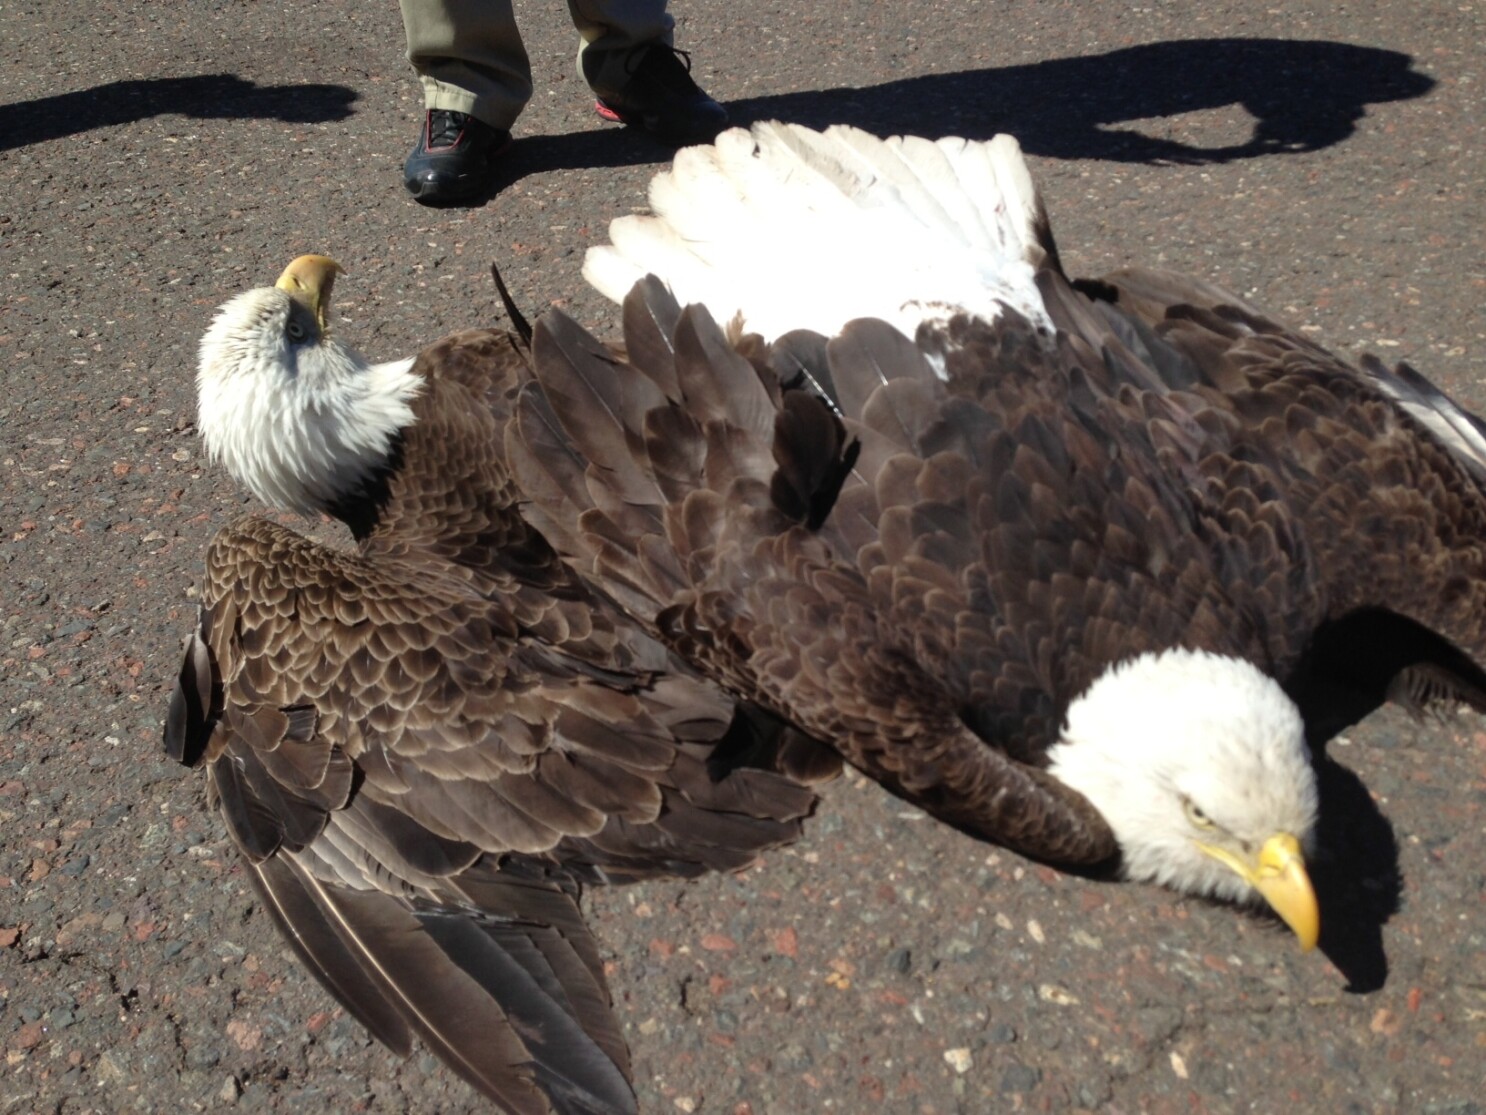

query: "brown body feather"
xmin=168 ymin=326 xmax=839 ymax=1114
xmin=512 ymin=265 xmax=1486 ymax=871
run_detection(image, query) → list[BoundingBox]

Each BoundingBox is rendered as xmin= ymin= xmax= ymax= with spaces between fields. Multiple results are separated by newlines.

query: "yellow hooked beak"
xmin=274 ymin=254 xmax=344 ymax=330
xmin=1197 ymin=832 xmax=1319 ymax=951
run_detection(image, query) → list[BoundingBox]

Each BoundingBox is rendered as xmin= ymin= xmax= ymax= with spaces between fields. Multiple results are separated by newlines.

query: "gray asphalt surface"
xmin=3 ymin=1 xmax=1485 ymax=1112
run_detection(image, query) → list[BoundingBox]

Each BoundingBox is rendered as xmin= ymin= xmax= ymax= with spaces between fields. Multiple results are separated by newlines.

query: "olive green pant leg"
xmin=566 ymin=0 xmax=674 ymax=99
xmin=399 ymin=0 xmax=532 ymax=131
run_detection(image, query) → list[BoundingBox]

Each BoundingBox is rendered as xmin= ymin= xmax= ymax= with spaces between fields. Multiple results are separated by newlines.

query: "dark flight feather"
xmin=491 ymin=263 xmax=534 ymax=348
xmin=248 ymin=854 xmax=417 ymax=1056
xmin=620 ymin=275 xmax=683 ymax=397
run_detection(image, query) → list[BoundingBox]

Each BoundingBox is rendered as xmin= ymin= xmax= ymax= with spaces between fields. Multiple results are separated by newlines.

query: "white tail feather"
xmin=582 ymin=122 xmax=1056 ymax=343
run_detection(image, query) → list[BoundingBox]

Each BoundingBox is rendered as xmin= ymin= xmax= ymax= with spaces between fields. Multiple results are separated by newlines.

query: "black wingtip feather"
xmin=491 ymin=262 xmax=534 ymax=348
xmin=416 ymin=911 xmax=637 ymax=1114
xmin=164 ymin=619 xmax=218 ymax=767
xmin=319 ymin=877 xmax=637 ymax=1115
xmin=248 ymin=856 xmax=417 ymax=1057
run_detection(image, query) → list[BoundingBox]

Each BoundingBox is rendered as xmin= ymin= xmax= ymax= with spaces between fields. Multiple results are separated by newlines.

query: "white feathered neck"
xmin=197 ymin=285 xmax=420 ymax=517
xmin=584 ymin=122 xmax=1055 ymax=345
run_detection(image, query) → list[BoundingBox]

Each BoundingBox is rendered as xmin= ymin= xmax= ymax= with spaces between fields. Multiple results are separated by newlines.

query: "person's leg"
xmin=568 ymin=0 xmax=727 ymax=144
xmin=403 ymin=0 xmax=532 ymax=128
xmin=567 ymin=0 xmax=672 ymax=98
xmin=400 ymin=0 xmax=531 ymax=202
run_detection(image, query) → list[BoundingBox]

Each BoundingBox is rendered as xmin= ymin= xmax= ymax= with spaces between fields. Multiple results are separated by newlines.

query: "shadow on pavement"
xmin=1309 ymin=757 xmax=1401 ymax=994
xmin=0 ymin=74 xmax=358 ymax=152
xmin=728 ymin=37 xmax=1435 ymax=163
xmin=471 ymin=36 xmax=1434 ymax=203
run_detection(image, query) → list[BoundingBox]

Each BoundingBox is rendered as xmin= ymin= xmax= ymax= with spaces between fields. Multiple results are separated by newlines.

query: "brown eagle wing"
xmin=165 ymin=514 xmax=826 ymax=1113
xmin=1062 ymin=266 xmax=1486 ymax=714
xmin=512 ymin=279 xmax=1118 ymax=867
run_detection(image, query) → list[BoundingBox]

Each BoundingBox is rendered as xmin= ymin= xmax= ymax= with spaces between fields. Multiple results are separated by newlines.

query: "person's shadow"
xmin=485 ymin=36 xmax=1435 ymax=199
xmin=0 ymin=74 xmax=357 ymax=152
xmin=736 ymin=36 xmax=1436 ymax=163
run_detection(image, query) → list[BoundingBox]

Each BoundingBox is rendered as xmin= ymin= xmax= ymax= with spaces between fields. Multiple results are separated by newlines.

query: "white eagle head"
xmin=1047 ymin=648 xmax=1321 ymax=949
xmin=196 ymin=255 xmax=421 ymax=517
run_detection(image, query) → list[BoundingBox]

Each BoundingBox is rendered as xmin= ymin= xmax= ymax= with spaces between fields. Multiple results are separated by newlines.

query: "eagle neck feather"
xmin=198 ymin=295 xmax=421 ymax=519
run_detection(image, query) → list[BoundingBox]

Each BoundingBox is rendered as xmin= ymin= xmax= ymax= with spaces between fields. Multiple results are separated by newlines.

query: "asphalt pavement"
xmin=1 ymin=1 xmax=1484 ymax=1112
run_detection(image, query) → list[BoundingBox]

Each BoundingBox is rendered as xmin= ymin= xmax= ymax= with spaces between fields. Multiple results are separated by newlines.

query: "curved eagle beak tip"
xmin=1252 ymin=832 xmax=1320 ymax=952
xmin=274 ymin=254 xmax=344 ymax=329
xmin=1197 ymin=832 xmax=1320 ymax=951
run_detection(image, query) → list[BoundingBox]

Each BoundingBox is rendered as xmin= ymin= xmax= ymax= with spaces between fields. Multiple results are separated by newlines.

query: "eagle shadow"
xmin=1307 ymin=756 xmax=1400 ymax=993
xmin=0 ymin=74 xmax=358 ymax=152
xmin=474 ymin=36 xmax=1435 ymax=203
xmin=1288 ymin=606 xmax=1486 ymax=992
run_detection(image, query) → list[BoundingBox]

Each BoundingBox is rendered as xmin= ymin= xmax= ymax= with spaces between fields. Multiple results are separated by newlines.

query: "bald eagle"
xmin=509 ymin=122 xmax=1486 ymax=953
xmin=168 ymin=255 xmax=839 ymax=1114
